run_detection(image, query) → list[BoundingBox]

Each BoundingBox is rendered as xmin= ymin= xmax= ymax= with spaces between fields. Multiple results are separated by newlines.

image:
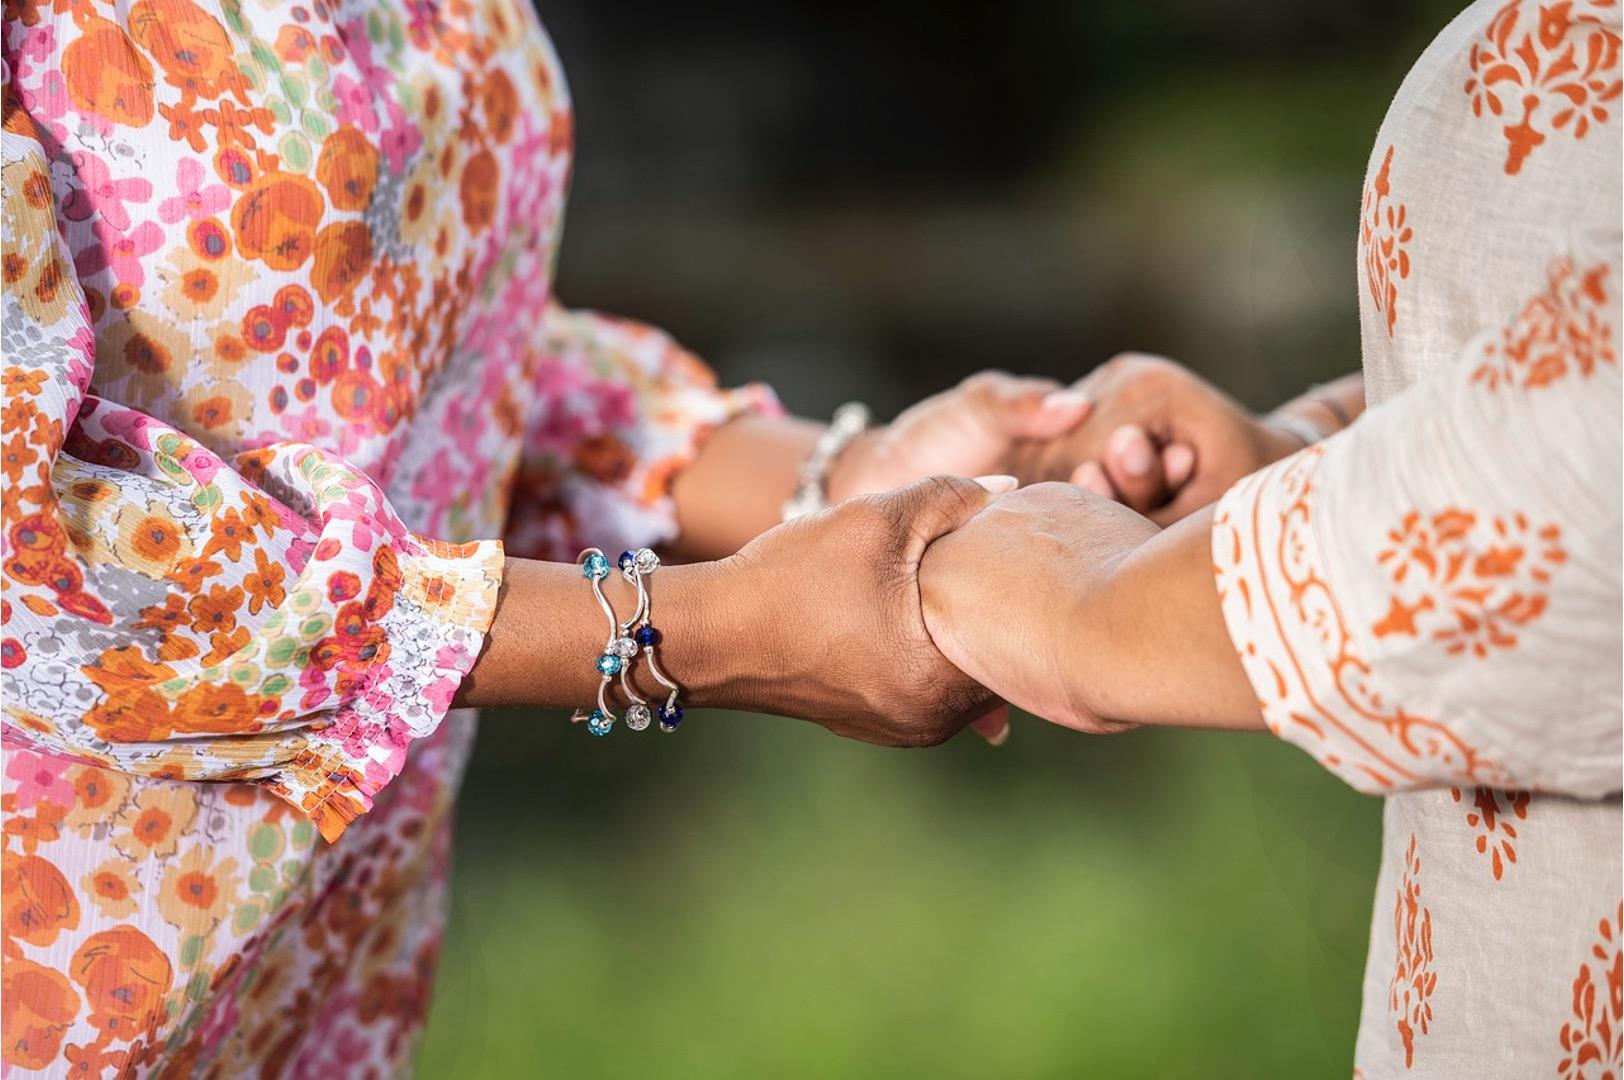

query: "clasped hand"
xmin=742 ymin=356 xmax=1286 ymax=747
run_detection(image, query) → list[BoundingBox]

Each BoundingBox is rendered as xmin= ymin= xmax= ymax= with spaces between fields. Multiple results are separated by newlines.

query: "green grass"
xmin=417 ymin=711 xmax=1381 ymax=1078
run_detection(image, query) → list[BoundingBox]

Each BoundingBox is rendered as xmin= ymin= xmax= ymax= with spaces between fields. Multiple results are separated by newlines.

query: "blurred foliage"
xmin=419 ymin=1 xmax=1464 ymax=1075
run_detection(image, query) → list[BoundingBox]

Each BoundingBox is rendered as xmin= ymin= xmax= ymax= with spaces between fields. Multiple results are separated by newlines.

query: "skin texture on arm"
xmin=667 ymin=372 xmax=1093 ymax=561
xmin=457 ymin=476 xmax=1017 ymax=747
xmin=918 ymin=484 xmax=1263 ymax=734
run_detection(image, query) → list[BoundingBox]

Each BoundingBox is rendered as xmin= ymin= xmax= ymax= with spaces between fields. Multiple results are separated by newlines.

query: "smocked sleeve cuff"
xmin=269 ymin=537 xmax=504 ymax=841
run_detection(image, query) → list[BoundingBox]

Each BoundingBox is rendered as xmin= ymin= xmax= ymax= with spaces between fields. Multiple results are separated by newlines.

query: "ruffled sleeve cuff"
xmin=266 ymin=536 xmax=504 ymax=841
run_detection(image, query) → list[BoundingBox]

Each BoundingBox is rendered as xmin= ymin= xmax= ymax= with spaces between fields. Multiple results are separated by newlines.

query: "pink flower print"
xmin=63 ymin=153 xmax=153 ymax=231
xmin=13 ymin=24 xmax=55 ymax=78
xmin=63 ymin=326 xmax=97 ymax=396
xmin=326 ymin=487 xmax=383 ymax=551
xmin=17 ymin=71 xmax=71 ymax=147
xmin=332 ymin=73 xmax=378 ymax=134
xmin=158 ymin=158 xmax=231 ymax=224
xmin=281 ymin=404 xmax=334 ymax=442
xmin=421 ymin=675 xmax=458 ymax=714
xmin=99 ymin=408 xmax=168 ymax=450
xmin=77 ymin=219 xmax=164 ymax=288
xmin=376 ymin=99 xmax=422 ymax=178
xmin=5 ymin=750 xmax=75 ymax=810
xmin=177 ymin=446 xmax=223 ymax=487
xmin=587 ymin=379 xmax=638 ymax=429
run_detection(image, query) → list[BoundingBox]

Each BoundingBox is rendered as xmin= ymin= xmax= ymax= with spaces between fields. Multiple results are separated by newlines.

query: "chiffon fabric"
xmin=0 ymin=0 xmax=774 ymax=1071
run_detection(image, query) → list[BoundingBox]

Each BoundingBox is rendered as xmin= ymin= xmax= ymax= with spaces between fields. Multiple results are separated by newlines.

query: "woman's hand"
xmin=713 ymin=474 xmax=1014 ymax=745
xmin=918 ymin=484 xmax=1156 ymax=735
xmin=1010 ymin=354 xmax=1303 ymax=524
xmin=827 ymin=371 xmax=1093 ymax=501
xmin=918 ymin=483 xmax=1263 ymax=737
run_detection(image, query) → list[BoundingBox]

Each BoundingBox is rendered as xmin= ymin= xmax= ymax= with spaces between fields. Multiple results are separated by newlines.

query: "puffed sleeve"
xmin=504 ymin=302 xmax=782 ymax=557
xmin=1 ymin=123 xmax=503 ymax=841
xmin=1212 ymin=244 xmax=1622 ymax=799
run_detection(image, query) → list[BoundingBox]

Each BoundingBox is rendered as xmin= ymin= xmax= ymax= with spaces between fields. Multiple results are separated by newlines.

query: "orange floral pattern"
xmin=1450 ymin=785 xmax=1530 ymax=881
xmin=1223 ymin=2 xmax=1620 ymax=1077
xmin=1373 ymin=508 xmax=1565 ymax=657
xmin=1473 ymin=258 xmax=1617 ymax=391
xmin=1559 ymin=904 xmax=1624 ymax=1080
xmin=1465 ymin=0 xmax=1622 ymax=175
xmin=1390 ymin=835 xmax=1436 ymax=1069
xmin=1 ymin=0 xmax=779 ymax=1071
xmin=1213 ymin=449 xmax=1505 ymax=793
xmin=1360 ymin=145 xmax=1412 ymax=336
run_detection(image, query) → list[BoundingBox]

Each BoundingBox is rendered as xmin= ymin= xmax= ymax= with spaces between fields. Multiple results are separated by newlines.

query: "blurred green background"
xmin=420 ymin=1 xmax=1463 ymax=1075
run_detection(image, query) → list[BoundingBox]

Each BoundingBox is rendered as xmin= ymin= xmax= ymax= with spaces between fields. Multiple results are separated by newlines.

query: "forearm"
xmin=1070 ymin=506 xmax=1265 ymax=731
xmin=454 ymin=556 xmax=746 ymax=709
xmin=1268 ymin=372 xmax=1365 ymax=439
xmin=668 ymin=415 xmax=824 ymax=560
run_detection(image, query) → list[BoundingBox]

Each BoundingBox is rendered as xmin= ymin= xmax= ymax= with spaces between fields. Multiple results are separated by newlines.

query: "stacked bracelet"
xmin=616 ymin=547 xmax=684 ymax=732
xmin=573 ymin=546 xmax=685 ymax=736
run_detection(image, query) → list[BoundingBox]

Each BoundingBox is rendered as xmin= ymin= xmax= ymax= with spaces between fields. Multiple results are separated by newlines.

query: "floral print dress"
xmin=0 ymin=0 xmax=775 ymax=1071
xmin=1213 ymin=1 xmax=1621 ymax=1075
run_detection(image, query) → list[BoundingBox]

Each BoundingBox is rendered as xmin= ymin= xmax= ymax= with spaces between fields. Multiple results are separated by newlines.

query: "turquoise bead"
xmin=596 ymin=654 xmax=623 ymax=676
xmin=581 ymin=553 xmax=610 ymax=580
xmin=586 ymin=709 xmax=613 ymax=737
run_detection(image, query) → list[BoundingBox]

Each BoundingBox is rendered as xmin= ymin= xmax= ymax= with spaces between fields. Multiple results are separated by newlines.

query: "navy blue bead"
xmin=658 ymin=702 xmax=684 ymax=729
xmin=618 ymin=549 xmax=637 ymax=571
xmin=635 ymin=625 xmax=662 ymax=647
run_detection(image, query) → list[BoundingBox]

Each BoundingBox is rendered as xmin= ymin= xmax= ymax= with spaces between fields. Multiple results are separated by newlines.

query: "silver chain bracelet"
xmin=781 ymin=401 xmax=871 ymax=521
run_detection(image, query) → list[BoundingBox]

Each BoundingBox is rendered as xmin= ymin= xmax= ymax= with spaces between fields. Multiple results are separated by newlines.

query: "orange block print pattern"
xmin=1473 ymin=258 xmax=1617 ymax=391
xmin=1373 ymin=508 xmax=1565 ymax=657
xmin=1390 ymin=834 xmax=1436 ymax=1070
xmin=1361 ymin=146 xmax=1412 ymax=337
xmin=1558 ymin=904 xmax=1624 ymax=1080
xmin=1450 ymin=785 xmax=1530 ymax=881
xmin=1465 ymin=0 xmax=1622 ymax=175
xmin=1212 ymin=449 xmax=1506 ymax=793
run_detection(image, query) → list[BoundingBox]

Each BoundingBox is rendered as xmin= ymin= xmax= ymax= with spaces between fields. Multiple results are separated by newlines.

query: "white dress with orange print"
xmin=1212 ymin=1 xmax=1622 ymax=1076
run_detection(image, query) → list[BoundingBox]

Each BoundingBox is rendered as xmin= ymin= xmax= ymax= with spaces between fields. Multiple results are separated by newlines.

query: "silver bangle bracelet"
xmin=1264 ymin=412 xmax=1332 ymax=449
xmin=572 ymin=546 xmax=684 ymax=736
xmin=781 ymin=401 xmax=871 ymax=521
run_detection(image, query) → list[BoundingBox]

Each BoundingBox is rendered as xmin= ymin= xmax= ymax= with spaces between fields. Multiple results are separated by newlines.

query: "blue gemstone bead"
xmin=635 ymin=625 xmax=661 ymax=647
xmin=581 ymin=553 xmax=610 ymax=580
xmin=618 ymin=549 xmax=637 ymax=571
xmin=596 ymin=653 xmax=623 ymax=676
xmin=658 ymin=702 xmax=684 ymax=730
xmin=587 ymin=709 xmax=613 ymax=737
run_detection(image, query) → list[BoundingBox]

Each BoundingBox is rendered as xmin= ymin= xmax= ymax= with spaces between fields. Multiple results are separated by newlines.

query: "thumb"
xmin=896 ymin=473 xmax=1016 ymax=548
xmin=963 ymin=371 xmax=1092 ymax=441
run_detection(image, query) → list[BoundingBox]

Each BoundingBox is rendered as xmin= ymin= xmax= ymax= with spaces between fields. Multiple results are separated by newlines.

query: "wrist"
xmin=822 ymin=426 xmax=886 ymax=503
xmin=1061 ymin=534 xmax=1155 ymax=732
xmin=1254 ymin=413 xmax=1316 ymax=463
xmin=649 ymin=560 xmax=757 ymax=711
xmin=1069 ymin=508 xmax=1265 ymax=731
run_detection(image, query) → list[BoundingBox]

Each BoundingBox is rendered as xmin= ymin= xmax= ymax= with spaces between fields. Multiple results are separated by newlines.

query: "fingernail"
xmin=1111 ymin=427 xmax=1154 ymax=477
xmin=1042 ymin=388 xmax=1089 ymax=410
xmin=973 ymin=474 xmax=1018 ymax=494
xmin=985 ymin=724 xmax=1010 ymax=747
xmin=1163 ymin=442 xmax=1196 ymax=484
xmin=1075 ymin=461 xmax=1112 ymax=497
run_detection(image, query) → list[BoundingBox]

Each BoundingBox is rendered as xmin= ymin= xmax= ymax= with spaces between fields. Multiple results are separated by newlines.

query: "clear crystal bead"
xmin=624 ymin=703 xmax=653 ymax=731
xmin=612 ymin=636 xmax=638 ymax=658
xmin=634 ymin=548 xmax=660 ymax=574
